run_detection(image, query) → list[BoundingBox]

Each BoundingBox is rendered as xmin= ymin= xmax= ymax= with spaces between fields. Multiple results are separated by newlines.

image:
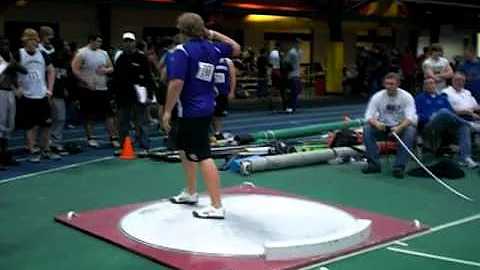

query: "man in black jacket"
xmin=113 ymin=31 xmax=154 ymax=157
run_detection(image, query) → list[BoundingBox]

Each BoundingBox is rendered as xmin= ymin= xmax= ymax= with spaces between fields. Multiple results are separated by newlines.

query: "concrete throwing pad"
xmin=119 ymin=194 xmax=372 ymax=260
xmin=55 ymin=185 xmax=429 ymax=270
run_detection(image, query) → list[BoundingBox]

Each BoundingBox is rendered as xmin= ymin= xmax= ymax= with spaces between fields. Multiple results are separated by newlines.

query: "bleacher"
xmin=235 ymin=66 xmax=324 ymax=99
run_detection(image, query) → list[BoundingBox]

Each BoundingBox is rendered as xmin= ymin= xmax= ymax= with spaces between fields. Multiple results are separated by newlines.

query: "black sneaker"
xmin=362 ymin=166 xmax=382 ymax=174
xmin=393 ymin=169 xmax=405 ymax=179
xmin=51 ymin=145 xmax=69 ymax=156
xmin=0 ymin=152 xmax=7 ymax=170
xmin=42 ymin=150 xmax=61 ymax=160
xmin=28 ymin=151 xmax=41 ymax=163
xmin=4 ymin=151 xmax=20 ymax=166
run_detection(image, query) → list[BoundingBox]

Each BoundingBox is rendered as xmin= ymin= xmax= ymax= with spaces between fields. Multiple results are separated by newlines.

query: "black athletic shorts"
xmin=176 ymin=117 xmax=212 ymax=162
xmin=214 ymin=94 xmax=229 ymax=117
xmin=78 ymin=88 xmax=115 ymax=119
xmin=16 ymin=96 xmax=52 ymax=130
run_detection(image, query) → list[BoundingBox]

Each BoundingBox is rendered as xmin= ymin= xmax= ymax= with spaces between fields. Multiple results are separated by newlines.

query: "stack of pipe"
xmin=235 ymin=119 xmax=365 ymax=144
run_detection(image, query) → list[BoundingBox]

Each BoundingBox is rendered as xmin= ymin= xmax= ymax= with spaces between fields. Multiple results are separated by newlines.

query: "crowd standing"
xmin=1 ymin=18 xmax=480 ymax=217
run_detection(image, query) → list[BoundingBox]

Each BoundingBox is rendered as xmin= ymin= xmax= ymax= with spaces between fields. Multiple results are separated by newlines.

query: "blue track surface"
xmin=0 ymin=103 xmax=366 ymax=180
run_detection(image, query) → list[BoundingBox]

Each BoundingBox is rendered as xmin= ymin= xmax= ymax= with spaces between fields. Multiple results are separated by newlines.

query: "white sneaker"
xmin=169 ymin=190 xmax=199 ymax=205
xmin=459 ymin=157 xmax=479 ymax=169
xmin=111 ymin=140 xmax=121 ymax=149
xmin=88 ymin=139 xmax=99 ymax=148
xmin=193 ymin=205 xmax=225 ymax=219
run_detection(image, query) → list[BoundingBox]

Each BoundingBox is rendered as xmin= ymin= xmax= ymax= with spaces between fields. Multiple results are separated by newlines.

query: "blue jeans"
xmin=289 ymin=78 xmax=302 ymax=111
xmin=424 ymin=108 xmax=472 ymax=160
xmin=364 ymin=124 xmax=416 ymax=170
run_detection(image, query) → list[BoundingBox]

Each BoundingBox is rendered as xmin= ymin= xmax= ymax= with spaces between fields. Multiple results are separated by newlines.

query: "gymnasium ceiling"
xmin=4 ymin=0 xmax=480 ymax=20
xmin=177 ymin=0 xmax=480 ymax=10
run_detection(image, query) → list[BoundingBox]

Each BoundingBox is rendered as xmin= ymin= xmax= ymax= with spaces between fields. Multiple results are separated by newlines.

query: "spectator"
xmin=112 ymin=31 xmax=154 ymax=157
xmin=15 ymin=28 xmax=61 ymax=162
xmin=38 ymin=26 xmax=55 ymax=55
xmin=269 ymin=42 xmax=287 ymax=111
xmin=362 ymin=72 xmax=417 ymax=179
xmin=212 ymin=57 xmax=236 ymax=139
xmin=71 ymin=32 xmax=120 ymax=150
xmin=442 ymin=72 xmax=480 ymax=122
xmin=0 ymin=35 xmax=22 ymax=169
xmin=457 ymin=47 xmax=480 ymax=103
xmin=49 ymin=39 xmax=71 ymax=155
xmin=423 ymin=43 xmax=453 ymax=91
xmin=285 ymin=38 xmax=303 ymax=113
xmin=416 ymin=77 xmax=478 ymax=168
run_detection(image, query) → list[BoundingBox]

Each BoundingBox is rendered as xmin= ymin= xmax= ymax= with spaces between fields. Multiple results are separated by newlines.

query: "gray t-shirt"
xmin=77 ymin=46 xmax=110 ymax=91
xmin=365 ymin=88 xmax=417 ymax=126
xmin=287 ymin=47 xmax=302 ymax=78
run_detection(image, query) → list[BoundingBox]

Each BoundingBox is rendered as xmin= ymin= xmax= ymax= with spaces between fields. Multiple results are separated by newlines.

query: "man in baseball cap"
xmin=122 ymin=32 xmax=136 ymax=41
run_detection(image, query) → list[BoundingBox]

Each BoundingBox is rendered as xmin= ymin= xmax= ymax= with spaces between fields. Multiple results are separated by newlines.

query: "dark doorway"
xmin=143 ymin=27 xmax=178 ymax=48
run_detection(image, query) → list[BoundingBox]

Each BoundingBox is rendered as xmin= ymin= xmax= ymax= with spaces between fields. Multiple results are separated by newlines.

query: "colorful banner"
xmin=359 ymin=1 xmax=408 ymax=18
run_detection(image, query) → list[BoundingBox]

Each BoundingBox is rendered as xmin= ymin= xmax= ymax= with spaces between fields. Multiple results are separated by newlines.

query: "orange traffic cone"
xmin=120 ymin=136 xmax=136 ymax=160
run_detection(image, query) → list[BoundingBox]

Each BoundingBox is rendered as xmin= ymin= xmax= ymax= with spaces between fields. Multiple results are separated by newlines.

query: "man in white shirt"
xmin=442 ymin=72 xmax=480 ymax=122
xmin=269 ymin=43 xmax=281 ymax=71
xmin=269 ymin=42 xmax=287 ymax=111
xmin=442 ymin=72 xmax=480 ymax=167
xmin=363 ymin=72 xmax=417 ymax=178
xmin=423 ymin=43 xmax=453 ymax=91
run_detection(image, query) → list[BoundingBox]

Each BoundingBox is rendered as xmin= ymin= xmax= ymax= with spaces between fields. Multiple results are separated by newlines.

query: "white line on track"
xmin=386 ymin=247 xmax=480 ymax=267
xmin=299 ymin=213 xmax=480 ymax=269
xmin=0 ymin=156 xmax=114 ymax=185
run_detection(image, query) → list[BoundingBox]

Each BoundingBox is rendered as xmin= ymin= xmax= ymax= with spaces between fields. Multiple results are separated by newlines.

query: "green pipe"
xmin=236 ymin=119 xmax=365 ymax=144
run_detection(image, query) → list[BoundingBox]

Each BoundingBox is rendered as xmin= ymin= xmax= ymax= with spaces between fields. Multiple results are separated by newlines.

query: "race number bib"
xmin=196 ymin=62 xmax=214 ymax=82
xmin=214 ymin=73 xmax=225 ymax=84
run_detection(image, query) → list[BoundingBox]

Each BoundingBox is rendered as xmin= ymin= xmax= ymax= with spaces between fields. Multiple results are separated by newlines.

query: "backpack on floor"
xmin=328 ymin=129 xmax=362 ymax=148
xmin=408 ymin=160 xmax=465 ymax=180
